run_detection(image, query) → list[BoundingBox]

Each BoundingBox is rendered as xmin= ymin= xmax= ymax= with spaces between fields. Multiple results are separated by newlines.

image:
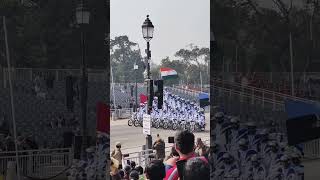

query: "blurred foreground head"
xmin=174 ymin=130 xmax=195 ymax=156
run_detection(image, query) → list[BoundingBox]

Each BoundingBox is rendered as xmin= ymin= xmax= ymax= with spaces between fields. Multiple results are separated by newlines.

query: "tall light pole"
xmin=134 ymin=61 xmax=138 ymax=112
xmin=76 ymin=1 xmax=90 ymax=159
xmin=142 ymin=15 xmax=154 ymax=149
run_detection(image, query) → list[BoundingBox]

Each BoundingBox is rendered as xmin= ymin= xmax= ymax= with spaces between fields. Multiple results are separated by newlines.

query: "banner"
xmin=96 ymin=102 xmax=109 ymax=134
xmin=285 ymin=99 xmax=320 ymax=119
xmin=199 ymin=93 xmax=209 ymax=107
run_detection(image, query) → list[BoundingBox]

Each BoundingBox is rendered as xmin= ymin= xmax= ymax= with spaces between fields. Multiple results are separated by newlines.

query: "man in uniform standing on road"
xmin=153 ymin=134 xmax=166 ymax=161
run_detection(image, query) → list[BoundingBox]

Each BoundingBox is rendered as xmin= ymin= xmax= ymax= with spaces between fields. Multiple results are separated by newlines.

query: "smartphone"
xmin=168 ymin=136 xmax=174 ymax=143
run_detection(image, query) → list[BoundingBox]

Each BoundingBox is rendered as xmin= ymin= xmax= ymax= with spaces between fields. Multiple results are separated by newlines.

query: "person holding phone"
xmin=165 ymin=130 xmax=197 ymax=180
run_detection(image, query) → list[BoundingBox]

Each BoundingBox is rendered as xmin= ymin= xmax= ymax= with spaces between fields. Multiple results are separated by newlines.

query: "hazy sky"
xmin=110 ymin=0 xmax=210 ymax=64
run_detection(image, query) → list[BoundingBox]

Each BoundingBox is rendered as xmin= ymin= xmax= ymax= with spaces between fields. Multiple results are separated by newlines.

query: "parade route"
xmin=110 ymin=113 xmax=210 ymax=154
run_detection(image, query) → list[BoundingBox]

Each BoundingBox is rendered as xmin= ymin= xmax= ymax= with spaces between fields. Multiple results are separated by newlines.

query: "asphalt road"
xmin=303 ymin=159 xmax=320 ymax=179
xmin=110 ymin=113 xmax=210 ymax=154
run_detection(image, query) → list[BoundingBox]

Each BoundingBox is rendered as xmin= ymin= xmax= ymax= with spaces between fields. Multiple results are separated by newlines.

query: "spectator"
xmin=111 ymin=142 xmax=123 ymax=169
xmin=195 ymin=138 xmax=209 ymax=157
xmin=124 ymin=165 xmax=132 ymax=180
xmin=164 ymin=147 xmax=179 ymax=171
xmin=184 ymin=157 xmax=210 ymax=180
xmin=165 ymin=130 xmax=196 ymax=180
xmin=130 ymin=161 xmax=136 ymax=169
xmin=153 ymin=134 xmax=165 ymax=161
xmin=145 ymin=160 xmax=165 ymax=180
xmin=118 ymin=169 xmax=125 ymax=179
xmin=134 ymin=166 xmax=144 ymax=180
xmin=130 ymin=170 xmax=140 ymax=180
xmin=165 ymin=146 xmax=179 ymax=161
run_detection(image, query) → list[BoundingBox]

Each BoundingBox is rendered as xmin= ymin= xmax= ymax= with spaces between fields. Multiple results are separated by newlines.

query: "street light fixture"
xmin=76 ymin=1 xmax=90 ymax=159
xmin=76 ymin=2 xmax=90 ymax=25
xmin=142 ymin=15 xmax=154 ymax=42
xmin=142 ymin=15 xmax=154 ymax=150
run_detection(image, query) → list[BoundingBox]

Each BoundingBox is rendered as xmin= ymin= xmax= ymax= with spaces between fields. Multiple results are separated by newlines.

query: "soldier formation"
xmin=129 ymin=88 xmax=206 ymax=132
xmin=209 ymin=112 xmax=304 ymax=180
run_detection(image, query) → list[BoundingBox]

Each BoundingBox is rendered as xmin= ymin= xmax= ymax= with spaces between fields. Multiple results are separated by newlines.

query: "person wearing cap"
xmin=213 ymin=112 xmax=227 ymax=145
xmin=246 ymin=122 xmax=257 ymax=149
xmin=226 ymin=116 xmax=240 ymax=152
xmin=249 ymin=153 xmax=267 ymax=180
xmin=268 ymin=154 xmax=290 ymax=180
xmin=111 ymin=142 xmax=123 ymax=169
xmin=153 ymin=134 xmax=165 ymax=161
xmin=219 ymin=153 xmax=240 ymax=179
xmin=264 ymin=140 xmax=281 ymax=171
xmin=236 ymin=138 xmax=249 ymax=170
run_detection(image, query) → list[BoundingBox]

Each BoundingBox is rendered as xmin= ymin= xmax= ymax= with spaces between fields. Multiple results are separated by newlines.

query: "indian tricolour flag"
xmin=160 ymin=68 xmax=178 ymax=80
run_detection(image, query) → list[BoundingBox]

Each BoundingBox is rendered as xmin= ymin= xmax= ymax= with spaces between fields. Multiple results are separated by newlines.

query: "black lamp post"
xmin=142 ymin=15 xmax=154 ymax=150
xmin=76 ymin=1 xmax=90 ymax=159
xmin=142 ymin=15 xmax=154 ymax=112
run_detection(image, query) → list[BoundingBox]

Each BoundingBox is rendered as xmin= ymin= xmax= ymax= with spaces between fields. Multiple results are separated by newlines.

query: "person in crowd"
xmin=118 ymin=169 xmax=125 ymax=179
xmin=164 ymin=146 xmax=179 ymax=171
xmin=184 ymin=157 xmax=210 ymax=180
xmin=129 ymin=170 xmax=140 ymax=180
xmin=130 ymin=161 xmax=136 ymax=170
xmin=153 ymin=134 xmax=166 ymax=161
xmin=195 ymin=138 xmax=209 ymax=157
xmin=123 ymin=165 xmax=132 ymax=180
xmin=111 ymin=142 xmax=123 ymax=169
xmin=134 ymin=166 xmax=145 ymax=180
xmin=165 ymin=130 xmax=197 ymax=180
xmin=145 ymin=160 xmax=165 ymax=180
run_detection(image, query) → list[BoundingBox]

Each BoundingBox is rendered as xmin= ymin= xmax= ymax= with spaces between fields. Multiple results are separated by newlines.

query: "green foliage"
xmin=0 ymin=0 xmax=108 ymax=68
xmin=110 ymin=35 xmax=144 ymax=83
xmin=213 ymin=0 xmax=320 ymax=73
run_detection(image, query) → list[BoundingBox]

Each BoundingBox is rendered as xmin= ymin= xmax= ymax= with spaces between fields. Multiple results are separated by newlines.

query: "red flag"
xmin=140 ymin=94 xmax=148 ymax=104
xmin=96 ymin=102 xmax=109 ymax=134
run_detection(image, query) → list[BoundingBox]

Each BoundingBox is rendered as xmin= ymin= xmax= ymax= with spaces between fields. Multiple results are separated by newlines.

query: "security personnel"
xmin=246 ymin=122 xmax=257 ymax=149
xmin=213 ymin=112 xmax=227 ymax=145
xmin=220 ymin=153 xmax=240 ymax=179
xmin=250 ymin=154 xmax=267 ymax=180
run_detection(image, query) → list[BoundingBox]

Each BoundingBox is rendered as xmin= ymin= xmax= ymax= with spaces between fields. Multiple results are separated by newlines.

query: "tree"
xmin=0 ymin=0 xmax=108 ymax=68
xmin=174 ymin=44 xmax=209 ymax=85
xmin=110 ymin=35 xmax=144 ymax=83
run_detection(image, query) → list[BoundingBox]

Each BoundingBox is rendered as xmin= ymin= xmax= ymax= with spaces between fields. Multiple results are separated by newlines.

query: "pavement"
xmin=111 ymin=113 xmax=210 ymax=154
xmin=303 ymin=158 xmax=320 ymax=179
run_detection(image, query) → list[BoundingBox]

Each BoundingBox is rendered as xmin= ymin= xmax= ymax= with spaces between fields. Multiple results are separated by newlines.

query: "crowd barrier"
xmin=0 ymin=148 xmax=72 ymax=179
xmin=122 ymin=139 xmax=210 ymax=168
xmin=111 ymin=108 xmax=133 ymax=120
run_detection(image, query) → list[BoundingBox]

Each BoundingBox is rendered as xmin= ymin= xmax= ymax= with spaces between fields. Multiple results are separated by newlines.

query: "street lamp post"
xmin=142 ymin=15 xmax=154 ymax=150
xmin=134 ymin=62 xmax=138 ymax=112
xmin=76 ymin=1 xmax=90 ymax=159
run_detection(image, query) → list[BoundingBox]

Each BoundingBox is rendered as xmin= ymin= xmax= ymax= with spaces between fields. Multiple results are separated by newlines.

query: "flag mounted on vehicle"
xmin=160 ymin=68 xmax=178 ymax=80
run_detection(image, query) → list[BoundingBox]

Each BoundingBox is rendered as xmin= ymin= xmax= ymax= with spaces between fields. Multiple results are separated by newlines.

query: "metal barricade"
xmin=122 ymin=149 xmax=156 ymax=168
xmin=303 ymin=139 xmax=320 ymax=159
xmin=111 ymin=108 xmax=133 ymax=120
xmin=0 ymin=148 xmax=72 ymax=178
